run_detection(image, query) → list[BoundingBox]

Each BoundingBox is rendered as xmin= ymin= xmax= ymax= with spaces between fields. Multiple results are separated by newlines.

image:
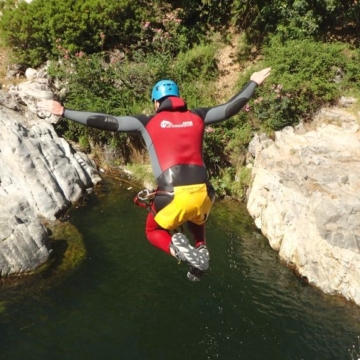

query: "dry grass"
xmin=0 ymin=46 xmax=28 ymax=88
xmin=0 ymin=46 xmax=9 ymax=80
xmin=214 ymin=33 xmax=245 ymax=102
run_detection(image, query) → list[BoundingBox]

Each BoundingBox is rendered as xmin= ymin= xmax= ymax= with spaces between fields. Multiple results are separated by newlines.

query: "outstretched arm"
xmin=38 ymin=100 xmax=144 ymax=132
xmin=198 ymin=67 xmax=271 ymax=125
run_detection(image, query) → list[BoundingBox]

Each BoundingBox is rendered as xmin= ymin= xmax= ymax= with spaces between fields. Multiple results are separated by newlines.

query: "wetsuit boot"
xmin=170 ymin=233 xmax=209 ymax=271
xmin=187 ymin=245 xmax=210 ymax=282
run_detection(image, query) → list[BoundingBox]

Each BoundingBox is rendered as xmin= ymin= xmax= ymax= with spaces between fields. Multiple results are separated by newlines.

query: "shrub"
xmin=175 ymin=43 xmax=218 ymax=83
xmin=47 ymin=41 xmax=221 ymax=163
xmin=173 ymin=43 xmax=220 ymax=108
xmin=48 ymin=50 xmax=149 ymax=160
xmin=237 ymin=38 xmax=360 ymax=131
xmin=204 ymin=38 xmax=360 ymax=198
xmin=210 ymin=166 xmax=251 ymax=200
xmin=0 ymin=0 xmax=196 ymax=67
xmin=231 ymin=0 xmax=360 ymax=45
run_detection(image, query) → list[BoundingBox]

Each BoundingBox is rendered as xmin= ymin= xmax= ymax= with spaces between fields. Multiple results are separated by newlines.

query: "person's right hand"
xmin=250 ymin=67 xmax=272 ymax=85
xmin=37 ymin=100 xmax=64 ymax=116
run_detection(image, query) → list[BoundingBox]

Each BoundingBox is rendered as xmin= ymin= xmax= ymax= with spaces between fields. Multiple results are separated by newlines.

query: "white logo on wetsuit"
xmin=104 ymin=116 xmax=116 ymax=123
xmin=160 ymin=120 xmax=193 ymax=128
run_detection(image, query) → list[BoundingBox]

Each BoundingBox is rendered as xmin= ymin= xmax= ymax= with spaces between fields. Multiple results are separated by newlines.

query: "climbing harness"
xmin=133 ymin=188 xmax=156 ymax=209
xmin=133 ymin=187 xmax=183 ymax=233
xmin=133 ymin=188 xmax=174 ymax=209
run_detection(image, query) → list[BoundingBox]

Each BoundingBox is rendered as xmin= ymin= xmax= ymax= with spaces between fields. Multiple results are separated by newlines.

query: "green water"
xmin=1 ymin=176 xmax=360 ymax=360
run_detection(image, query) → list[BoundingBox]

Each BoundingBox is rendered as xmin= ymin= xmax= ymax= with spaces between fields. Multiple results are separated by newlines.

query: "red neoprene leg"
xmin=145 ymin=211 xmax=172 ymax=254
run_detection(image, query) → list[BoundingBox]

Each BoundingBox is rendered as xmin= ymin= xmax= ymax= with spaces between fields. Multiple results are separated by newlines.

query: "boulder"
xmin=0 ymin=72 xmax=101 ymax=276
xmin=247 ymin=107 xmax=360 ymax=305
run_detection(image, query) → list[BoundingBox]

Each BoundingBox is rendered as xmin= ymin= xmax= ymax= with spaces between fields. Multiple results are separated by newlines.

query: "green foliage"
xmin=196 ymin=0 xmax=233 ymax=29
xmin=49 ymin=41 xmax=220 ymax=111
xmin=49 ymin=50 xmax=154 ymax=161
xmin=173 ymin=43 xmax=219 ymax=107
xmin=2 ymin=0 xmax=359 ymax=67
xmin=237 ymin=39 xmax=360 ymax=131
xmin=210 ymin=166 xmax=251 ymax=200
xmin=226 ymin=121 xmax=253 ymax=162
xmin=0 ymin=0 xmax=200 ymax=67
xmin=78 ymin=135 xmax=90 ymax=151
xmin=0 ymin=0 xmax=46 ymax=65
xmin=202 ymin=112 xmax=250 ymax=177
xmin=0 ymin=0 xmax=143 ymax=66
xmin=124 ymin=163 xmax=156 ymax=188
xmin=135 ymin=3 xmax=192 ymax=55
xmin=203 ymin=125 xmax=232 ymax=178
xmin=5 ymin=0 xmax=359 ymax=201
xmin=48 ymin=41 xmax=221 ymax=162
xmin=46 ymin=0 xmax=143 ymax=55
xmin=175 ymin=44 xmax=218 ymax=83
xmin=203 ymin=112 xmax=254 ymax=197
xmin=231 ymin=0 xmax=360 ymax=44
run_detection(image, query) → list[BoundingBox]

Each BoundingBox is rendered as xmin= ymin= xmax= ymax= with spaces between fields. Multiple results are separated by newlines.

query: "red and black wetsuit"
xmin=62 ymin=81 xmax=258 ymax=253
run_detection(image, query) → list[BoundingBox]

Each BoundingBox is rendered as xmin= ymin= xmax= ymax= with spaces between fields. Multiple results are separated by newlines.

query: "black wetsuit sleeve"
xmin=192 ymin=81 xmax=258 ymax=124
xmin=63 ymin=109 xmax=145 ymax=132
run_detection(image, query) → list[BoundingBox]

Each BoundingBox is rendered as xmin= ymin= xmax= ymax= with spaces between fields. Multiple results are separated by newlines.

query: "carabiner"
xmin=137 ymin=188 xmax=151 ymax=201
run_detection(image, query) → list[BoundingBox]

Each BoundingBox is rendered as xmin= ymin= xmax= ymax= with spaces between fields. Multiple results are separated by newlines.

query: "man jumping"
xmin=39 ymin=67 xmax=271 ymax=281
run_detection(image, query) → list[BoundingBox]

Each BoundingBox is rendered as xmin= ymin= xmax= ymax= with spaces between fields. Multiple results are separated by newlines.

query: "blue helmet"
xmin=151 ymin=79 xmax=180 ymax=101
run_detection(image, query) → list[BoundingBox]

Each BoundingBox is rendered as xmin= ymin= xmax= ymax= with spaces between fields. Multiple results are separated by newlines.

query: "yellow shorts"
xmin=154 ymin=183 xmax=213 ymax=231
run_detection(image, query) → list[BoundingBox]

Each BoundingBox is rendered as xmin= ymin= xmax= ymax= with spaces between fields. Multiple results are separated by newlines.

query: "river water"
xmin=1 ymin=176 xmax=360 ymax=360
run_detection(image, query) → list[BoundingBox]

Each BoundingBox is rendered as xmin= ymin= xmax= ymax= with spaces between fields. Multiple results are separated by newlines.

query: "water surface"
xmin=1 ymin=176 xmax=360 ymax=360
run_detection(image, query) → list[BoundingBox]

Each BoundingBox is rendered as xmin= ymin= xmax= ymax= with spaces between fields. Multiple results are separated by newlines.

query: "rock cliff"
xmin=247 ymin=101 xmax=360 ymax=305
xmin=0 ymin=76 xmax=101 ymax=277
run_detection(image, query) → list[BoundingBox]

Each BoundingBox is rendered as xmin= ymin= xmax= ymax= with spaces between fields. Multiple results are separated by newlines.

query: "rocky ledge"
xmin=247 ymin=99 xmax=360 ymax=305
xmin=0 ymin=72 xmax=101 ymax=277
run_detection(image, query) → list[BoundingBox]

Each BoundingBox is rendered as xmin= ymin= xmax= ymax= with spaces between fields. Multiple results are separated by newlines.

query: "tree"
xmin=0 ymin=0 xmax=151 ymax=66
xmin=231 ymin=0 xmax=360 ymax=44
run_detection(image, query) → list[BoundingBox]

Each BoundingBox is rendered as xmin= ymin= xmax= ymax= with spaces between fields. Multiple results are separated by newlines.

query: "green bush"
xmin=231 ymin=0 xmax=360 ymax=45
xmin=173 ymin=43 xmax=220 ymax=108
xmin=203 ymin=38 xmax=360 ymax=197
xmin=210 ymin=166 xmax=251 ymax=200
xmin=39 ymin=12 xmax=360 ymax=200
xmin=0 ymin=0 xmax=136 ymax=65
xmin=0 ymin=0 xmax=198 ymax=67
xmin=48 ymin=42 xmax=221 ymax=162
xmin=175 ymin=43 xmax=218 ymax=83
xmin=48 ymin=51 xmax=148 ymax=160
xmin=237 ymin=39 xmax=360 ymax=131
xmin=202 ymin=111 xmax=250 ymax=178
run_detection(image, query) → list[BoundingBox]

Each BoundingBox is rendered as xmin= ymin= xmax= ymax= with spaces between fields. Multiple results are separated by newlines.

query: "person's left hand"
xmin=250 ymin=67 xmax=272 ymax=85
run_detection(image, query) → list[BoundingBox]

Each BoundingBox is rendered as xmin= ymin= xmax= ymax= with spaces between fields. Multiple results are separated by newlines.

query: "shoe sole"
xmin=187 ymin=272 xmax=201 ymax=282
xmin=172 ymin=233 xmax=209 ymax=271
xmin=187 ymin=266 xmax=205 ymax=282
xmin=198 ymin=246 xmax=210 ymax=262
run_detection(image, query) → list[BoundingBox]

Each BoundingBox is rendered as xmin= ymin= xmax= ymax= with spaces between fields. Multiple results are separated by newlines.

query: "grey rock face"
xmin=0 ymin=77 xmax=101 ymax=277
xmin=247 ymin=106 xmax=360 ymax=305
xmin=0 ymin=212 xmax=51 ymax=277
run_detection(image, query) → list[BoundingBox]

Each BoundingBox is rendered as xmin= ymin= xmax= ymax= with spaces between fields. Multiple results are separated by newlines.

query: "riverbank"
xmin=1 ymin=174 xmax=360 ymax=360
